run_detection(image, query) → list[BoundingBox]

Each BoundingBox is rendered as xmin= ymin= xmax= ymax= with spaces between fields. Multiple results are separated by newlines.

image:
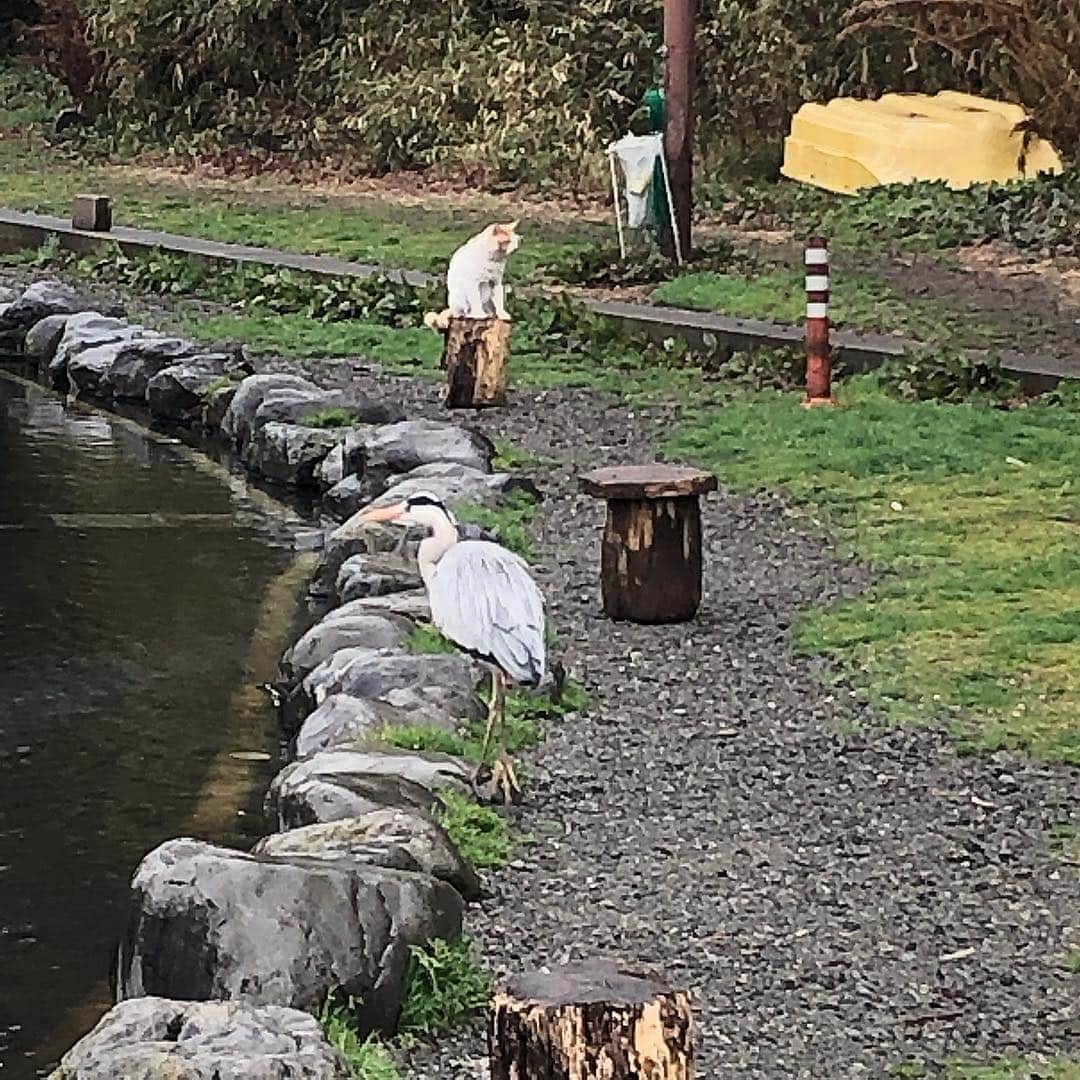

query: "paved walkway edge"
xmin=0 ymin=208 xmax=1069 ymax=391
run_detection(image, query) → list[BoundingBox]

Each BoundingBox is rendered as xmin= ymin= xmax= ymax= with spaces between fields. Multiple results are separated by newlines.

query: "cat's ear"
xmin=505 ymin=220 xmax=520 ymax=232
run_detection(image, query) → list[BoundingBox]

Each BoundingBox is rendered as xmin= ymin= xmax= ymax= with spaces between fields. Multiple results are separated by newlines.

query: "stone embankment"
xmin=2 ymin=279 xmax=540 ymax=1078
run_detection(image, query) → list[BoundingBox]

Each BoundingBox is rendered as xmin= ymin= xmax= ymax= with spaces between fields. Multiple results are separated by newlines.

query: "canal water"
xmin=0 ymin=372 xmax=308 ymax=1077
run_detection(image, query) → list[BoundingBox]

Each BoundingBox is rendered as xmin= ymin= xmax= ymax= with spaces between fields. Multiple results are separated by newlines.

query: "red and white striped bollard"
xmin=803 ymin=236 xmax=838 ymax=407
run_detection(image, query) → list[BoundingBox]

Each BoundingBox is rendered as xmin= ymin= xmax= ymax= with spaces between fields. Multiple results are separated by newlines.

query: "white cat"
xmin=424 ymin=221 xmax=521 ymax=331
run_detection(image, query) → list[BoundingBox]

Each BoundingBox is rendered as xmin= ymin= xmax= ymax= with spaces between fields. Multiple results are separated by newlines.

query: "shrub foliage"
xmin=25 ymin=0 xmax=1074 ymax=181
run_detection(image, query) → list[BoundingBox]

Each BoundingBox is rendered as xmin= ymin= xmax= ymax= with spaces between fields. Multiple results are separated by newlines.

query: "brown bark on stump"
xmin=442 ymin=317 xmax=510 ymax=408
xmin=601 ymin=495 xmax=702 ymax=623
xmin=489 ymin=960 xmax=694 ymax=1080
xmin=579 ymin=465 xmax=717 ymax=625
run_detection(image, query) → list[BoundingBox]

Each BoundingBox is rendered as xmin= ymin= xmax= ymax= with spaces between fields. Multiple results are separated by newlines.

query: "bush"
xmin=32 ymin=0 xmax=978 ymax=183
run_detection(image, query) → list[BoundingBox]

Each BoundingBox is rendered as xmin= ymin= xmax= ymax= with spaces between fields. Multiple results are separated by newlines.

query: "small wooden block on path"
xmin=579 ymin=463 xmax=717 ymax=624
xmin=72 ymin=194 xmax=112 ymax=232
xmin=489 ymin=959 xmax=694 ymax=1079
xmin=442 ymin=316 xmax=510 ymax=409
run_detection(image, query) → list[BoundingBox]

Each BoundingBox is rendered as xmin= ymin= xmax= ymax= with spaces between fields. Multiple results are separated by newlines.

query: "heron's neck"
xmin=417 ymin=514 xmax=459 ymax=586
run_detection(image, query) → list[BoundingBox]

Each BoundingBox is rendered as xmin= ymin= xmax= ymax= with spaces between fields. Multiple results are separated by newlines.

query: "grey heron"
xmin=356 ymin=491 xmax=545 ymax=803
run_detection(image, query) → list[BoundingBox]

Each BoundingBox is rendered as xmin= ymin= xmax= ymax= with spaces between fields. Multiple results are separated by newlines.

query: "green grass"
xmin=454 ymin=490 xmax=539 ymax=561
xmin=319 ymin=997 xmax=402 ymax=1080
xmin=301 ymin=406 xmax=356 ymax=429
xmin=404 ymin=623 xmax=458 ymax=655
xmin=492 ymin=439 xmax=540 ymax=471
xmin=651 ymin=268 xmax=997 ymax=347
xmin=667 ymin=377 xmax=1080 ymax=764
xmin=0 ymin=136 xmax=599 ymax=281
xmin=185 ymin=311 xmax=442 ymax=369
xmin=1063 ymin=950 xmax=1080 ymax=974
xmin=434 ymin=791 xmax=511 ymax=868
xmin=398 ymin=937 xmax=490 ymax=1037
xmin=947 ymin=1060 xmax=1080 ymax=1079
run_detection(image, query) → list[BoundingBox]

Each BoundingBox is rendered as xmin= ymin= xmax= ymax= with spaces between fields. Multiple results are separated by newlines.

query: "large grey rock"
xmin=267 ymin=749 xmax=472 ymax=829
xmin=117 ymin=838 xmax=463 ymax=1035
xmin=293 ymin=694 xmax=385 ymax=757
xmin=336 ymin=551 xmax=421 ymax=603
xmin=322 ymin=473 xmax=367 ymax=520
xmin=245 ymin=422 xmax=352 ymax=488
xmin=221 ymin=373 xmax=320 ymax=448
xmin=103 ymin=338 xmax=229 ymax=402
xmin=68 ymin=337 xmax=159 ymax=397
xmin=49 ymin=996 xmax=350 ymax=1080
xmin=1 ymin=280 xmax=101 ymax=336
xmin=317 ymin=430 xmax=367 ymax=491
xmin=146 ymin=357 xmax=236 ymax=424
xmin=254 ymin=809 xmax=481 ymax=901
xmin=294 ymin=693 xmax=461 ymax=759
xmin=47 ymin=312 xmax=134 ymax=388
xmin=372 ymin=465 xmax=533 ymax=512
xmin=253 ymin=387 xmax=401 ymax=434
xmin=327 ymin=591 xmax=432 ymax=622
xmin=316 ymin=522 xmax=405 ymax=590
xmin=303 ymin=648 xmax=479 ymax=711
xmin=0 ymin=286 xmax=17 ymax=304
xmin=360 ymin=420 xmax=494 ymax=499
xmin=282 ymin=638 xmax=478 ymax=736
xmin=24 ymin=313 xmax=70 ymax=362
xmin=282 ymin=612 xmax=411 ymax=681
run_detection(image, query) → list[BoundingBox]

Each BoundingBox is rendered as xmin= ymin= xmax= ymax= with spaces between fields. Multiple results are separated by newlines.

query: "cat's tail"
xmin=423 ymin=309 xmax=453 ymax=333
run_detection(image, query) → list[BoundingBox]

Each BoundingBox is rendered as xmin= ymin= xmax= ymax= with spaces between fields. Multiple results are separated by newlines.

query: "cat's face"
xmin=489 ymin=221 xmax=521 ymax=256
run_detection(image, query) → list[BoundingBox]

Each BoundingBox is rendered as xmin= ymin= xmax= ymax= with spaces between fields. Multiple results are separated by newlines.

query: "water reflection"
xmin=0 ymin=374 xmax=306 ymax=1078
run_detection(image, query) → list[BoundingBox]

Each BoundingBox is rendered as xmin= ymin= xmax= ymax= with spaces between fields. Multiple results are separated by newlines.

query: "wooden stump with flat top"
xmin=441 ymin=316 xmax=510 ymax=409
xmin=489 ymin=959 xmax=694 ymax=1080
xmin=579 ymin=464 xmax=717 ymax=624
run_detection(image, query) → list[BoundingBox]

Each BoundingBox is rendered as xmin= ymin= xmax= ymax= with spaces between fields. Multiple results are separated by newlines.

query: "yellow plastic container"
xmin=781 ymin=91 xmax=1063 ymax=194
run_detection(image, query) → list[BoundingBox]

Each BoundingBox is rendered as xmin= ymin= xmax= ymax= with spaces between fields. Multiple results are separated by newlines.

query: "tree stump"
xmin=489 ymin=960 xmax=694 ymax=1080
xmin=441 ymin=317 xmax=510 ymax=409
xmin=579 ymin=464 xmax=717 ymax=624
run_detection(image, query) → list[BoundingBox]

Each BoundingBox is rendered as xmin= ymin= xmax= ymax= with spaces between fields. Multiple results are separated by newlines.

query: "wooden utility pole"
xmin=663 ymin=0 xmax=696 ymax=259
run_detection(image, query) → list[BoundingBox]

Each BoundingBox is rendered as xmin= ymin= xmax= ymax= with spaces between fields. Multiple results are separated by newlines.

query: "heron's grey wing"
xmin=429 ymin=541 xmax=545 ymax=684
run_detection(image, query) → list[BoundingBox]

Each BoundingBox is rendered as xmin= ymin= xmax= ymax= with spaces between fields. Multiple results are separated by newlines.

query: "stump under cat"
xmin=425 ymin=221 xmax=519 ymax=409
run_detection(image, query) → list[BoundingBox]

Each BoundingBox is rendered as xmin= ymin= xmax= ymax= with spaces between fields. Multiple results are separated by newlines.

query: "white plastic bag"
xmin=609 ymin=133 xmax=663 ymax=228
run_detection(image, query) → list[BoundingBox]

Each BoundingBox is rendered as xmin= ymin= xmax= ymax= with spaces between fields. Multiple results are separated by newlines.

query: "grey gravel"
xmin=299 ymin=366 xmax=1080 ymax=1079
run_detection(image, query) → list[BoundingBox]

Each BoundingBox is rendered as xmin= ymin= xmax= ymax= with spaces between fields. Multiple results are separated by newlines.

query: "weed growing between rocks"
xmin=453 ymin=491 xmax=539 ymax=561
xmin=301 ymin=406 xmax=356 ymax=429
xmin=317 ymin=938 xmax=492 ymax=1077
xmin=434 ymin=793 xmax=511 ymax=870
xmin=404 ymin=624 xmax=457 ymax=655
xmin=398 ymin=937 xmax=491 ymax=1038
xmin=319 ymin=997 xmax=401 ymax=1080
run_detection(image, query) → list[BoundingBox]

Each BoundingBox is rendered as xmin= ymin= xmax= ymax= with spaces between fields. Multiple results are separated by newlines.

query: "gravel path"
xmin=299 ymin=365 xmax=1080 ymax=1079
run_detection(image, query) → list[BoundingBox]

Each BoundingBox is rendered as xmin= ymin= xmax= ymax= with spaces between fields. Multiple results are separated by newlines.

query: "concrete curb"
xmin=1 ymin=208 xmax=1073 ymax=392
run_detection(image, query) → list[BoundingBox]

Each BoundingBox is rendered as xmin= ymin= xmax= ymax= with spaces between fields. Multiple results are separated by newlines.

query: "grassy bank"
xmin=669 ymin=379 xmax=1080 ymax=764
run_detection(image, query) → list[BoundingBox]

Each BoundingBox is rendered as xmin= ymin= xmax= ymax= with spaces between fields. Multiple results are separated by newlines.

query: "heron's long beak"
xmin=357 ymin=502 xmax=408 ymax=524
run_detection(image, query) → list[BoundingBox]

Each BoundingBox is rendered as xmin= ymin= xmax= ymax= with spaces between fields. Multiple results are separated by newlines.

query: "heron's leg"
xmin=472 ymin=665 xmax=501 ymax=785
xmin=490 ymin=670 xmax=522 ymax=805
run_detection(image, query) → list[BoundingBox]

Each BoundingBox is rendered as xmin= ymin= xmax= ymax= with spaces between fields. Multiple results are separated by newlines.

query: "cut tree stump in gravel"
xmin=580 ymin=464 xmax=717 ymax=623
xmin=489 ymin=959 xmax=694 ymax=1080
xmin=442 ymin=317 xmax=510 ymax=408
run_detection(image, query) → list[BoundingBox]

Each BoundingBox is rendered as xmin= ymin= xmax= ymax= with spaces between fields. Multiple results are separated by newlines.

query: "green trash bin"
xmin=643 ymin=88 xmax=669 ymax=247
